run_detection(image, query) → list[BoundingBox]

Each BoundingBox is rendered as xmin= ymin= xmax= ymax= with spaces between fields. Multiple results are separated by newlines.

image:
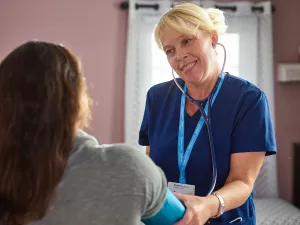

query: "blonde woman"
xmin=139 ymin=3 xmax=276 ymax=225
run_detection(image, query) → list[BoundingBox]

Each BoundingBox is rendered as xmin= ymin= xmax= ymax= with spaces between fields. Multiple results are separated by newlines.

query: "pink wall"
xmin=1 ymin=0 xmax=300 ymax=202
xmin=0 ymin=0 xmax=128 ymax=143
xmin=272 ymin=0 xmax=300 ymax=202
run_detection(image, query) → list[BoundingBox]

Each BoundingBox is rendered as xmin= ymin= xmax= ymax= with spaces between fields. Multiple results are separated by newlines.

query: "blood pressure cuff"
xmin=142 ymin=188 xmax=186 ymax=225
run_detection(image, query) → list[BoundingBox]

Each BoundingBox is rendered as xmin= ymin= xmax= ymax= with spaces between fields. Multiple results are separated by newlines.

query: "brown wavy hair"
xmin=0 ymin=41 xmax=92 ymax=224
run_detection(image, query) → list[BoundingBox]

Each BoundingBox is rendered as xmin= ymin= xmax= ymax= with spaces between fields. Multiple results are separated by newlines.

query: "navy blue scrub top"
xmin=139 ymin=73 xmax=277 ymax=225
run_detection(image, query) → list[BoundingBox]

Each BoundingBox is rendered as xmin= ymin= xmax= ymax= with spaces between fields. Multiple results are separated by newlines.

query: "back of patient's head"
xmin=154 ymin=3 xmax=228 ymax=48
xmin=0 ymin=41 xmax=91 ymax=224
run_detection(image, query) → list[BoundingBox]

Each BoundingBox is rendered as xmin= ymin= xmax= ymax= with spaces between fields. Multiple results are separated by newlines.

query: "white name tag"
xmin=168 ymin=182 xmax=195 ymax=195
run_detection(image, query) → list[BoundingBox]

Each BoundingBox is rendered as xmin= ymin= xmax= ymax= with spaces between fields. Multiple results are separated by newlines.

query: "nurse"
xmin=139 ymin=3 xmax=276 ymax=225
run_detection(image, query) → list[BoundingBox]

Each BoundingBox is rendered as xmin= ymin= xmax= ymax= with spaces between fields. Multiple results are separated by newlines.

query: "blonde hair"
xmin=155 ymin=3 xmax=228 ymax=48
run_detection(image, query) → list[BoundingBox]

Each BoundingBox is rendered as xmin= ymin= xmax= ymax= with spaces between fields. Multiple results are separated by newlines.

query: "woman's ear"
xmin=211 ymin=32 xmax=219 ymax=48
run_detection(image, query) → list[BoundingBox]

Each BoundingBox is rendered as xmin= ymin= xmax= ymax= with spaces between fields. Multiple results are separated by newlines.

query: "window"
xmin=151 ymin=34 xmax=174 ymax=85
xmin=218 ymin=33 xmax=240 ymax=77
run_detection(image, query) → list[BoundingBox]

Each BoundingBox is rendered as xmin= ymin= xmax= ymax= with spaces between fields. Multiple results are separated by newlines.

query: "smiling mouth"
xmin=181 ymin=61 xmax=197 ymax=72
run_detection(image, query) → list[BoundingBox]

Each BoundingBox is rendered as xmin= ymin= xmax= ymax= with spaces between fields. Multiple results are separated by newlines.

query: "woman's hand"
xmin=173 ymin=192 xmax=219 ymax=225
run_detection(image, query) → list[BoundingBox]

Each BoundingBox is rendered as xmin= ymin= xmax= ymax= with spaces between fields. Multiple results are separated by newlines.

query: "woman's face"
xmin=160 ymin=26 xmax=217 ymax=87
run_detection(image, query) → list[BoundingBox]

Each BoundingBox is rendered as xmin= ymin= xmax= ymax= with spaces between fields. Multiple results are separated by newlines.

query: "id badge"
xmin=168 ymin=182 xmax=195 ymax=195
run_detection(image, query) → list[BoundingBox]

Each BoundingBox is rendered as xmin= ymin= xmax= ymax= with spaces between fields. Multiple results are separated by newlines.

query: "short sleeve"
xmin=138 ymin=89 xmax=152 ymax=146
xmin=231 ymin=91 xmax=276 ymax=156
xmin=142 ymin=164 xmax=168 ymax=219
xmin=107 ymin=144 xmax=167 ymax=219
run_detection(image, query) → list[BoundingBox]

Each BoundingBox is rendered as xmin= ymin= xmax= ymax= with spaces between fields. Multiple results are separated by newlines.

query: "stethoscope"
xmin=143 ymin=42 xmax=244 ymax=225
xmin=172 ymin=42 xmax=227 ymax=196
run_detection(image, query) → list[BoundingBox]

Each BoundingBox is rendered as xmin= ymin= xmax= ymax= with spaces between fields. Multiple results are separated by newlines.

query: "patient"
xmin=0 ymin=41 xmax=167 ymax=225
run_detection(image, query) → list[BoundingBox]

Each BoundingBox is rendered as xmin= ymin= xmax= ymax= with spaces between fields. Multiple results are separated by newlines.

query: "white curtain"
xmin=124 ymin=0 xmax=278 ymax=198
xmin=124 ymin=0 xmax=172 ymax=150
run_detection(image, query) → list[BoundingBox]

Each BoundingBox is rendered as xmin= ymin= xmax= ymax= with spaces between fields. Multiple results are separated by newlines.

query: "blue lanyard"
xmin=177 ymin=74 xmax=225 ymax=184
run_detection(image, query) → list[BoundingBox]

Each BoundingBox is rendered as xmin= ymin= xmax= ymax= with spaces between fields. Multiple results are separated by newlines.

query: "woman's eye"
xmin=166 ymin=49 xmax=173 ymax=55
xmin=183 ymin=39 xmax=191 ymax=45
